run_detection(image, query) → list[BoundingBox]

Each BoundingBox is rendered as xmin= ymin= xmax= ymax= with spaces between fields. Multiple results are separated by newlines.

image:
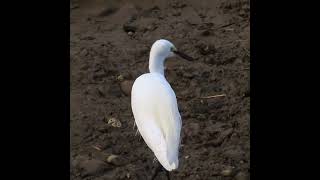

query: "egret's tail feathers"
xmin=169 ymin=161 xmax=178 ymax=171
xmin=154 ymin=150 xmax=179 ymax=171
xmin=163 ymin=160 xmax=179 ymax=171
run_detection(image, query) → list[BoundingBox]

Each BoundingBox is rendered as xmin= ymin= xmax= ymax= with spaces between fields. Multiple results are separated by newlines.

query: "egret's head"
xmin=150 ymin=39 xmax=176 ymax=58
xmin=150 ymin=39 xmax=193 ymax=61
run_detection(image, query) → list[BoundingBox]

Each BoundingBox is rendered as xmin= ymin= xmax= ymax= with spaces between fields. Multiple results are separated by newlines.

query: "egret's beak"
xmin=173 ymin=49 xmax=194 ymax=61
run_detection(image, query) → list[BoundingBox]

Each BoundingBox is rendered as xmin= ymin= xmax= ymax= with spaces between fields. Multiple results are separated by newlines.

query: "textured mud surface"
xmin=70 ymin=0 xmax=250 ymax=179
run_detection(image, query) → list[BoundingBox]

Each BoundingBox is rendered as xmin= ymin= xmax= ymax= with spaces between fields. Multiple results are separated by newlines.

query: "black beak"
xmin=173 ymin=50 xmax=194 ymax=61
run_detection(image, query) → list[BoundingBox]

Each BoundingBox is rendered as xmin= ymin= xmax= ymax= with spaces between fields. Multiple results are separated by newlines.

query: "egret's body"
xmin=131 ymin=39 xmax=184 ymax=171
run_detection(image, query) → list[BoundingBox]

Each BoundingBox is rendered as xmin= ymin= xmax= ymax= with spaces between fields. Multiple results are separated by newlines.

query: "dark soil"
xmin=70 ymin=0 xmax=250 ymax=179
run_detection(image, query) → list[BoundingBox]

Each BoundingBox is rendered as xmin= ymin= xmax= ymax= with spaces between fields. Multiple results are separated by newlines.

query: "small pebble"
xmin=106 ymin=154 xmax=126 ymax=166
xmin=92 ymin=145 xmax=102 ymax=151
xmin=126 ymin=173 xmax=130 ymax=179
xmin=128 ymin=31 xmax=134 ymax=36
xmin=221 ymin=168 xmax=233 ymax=176
xmin=116 ymin=75 xmax=124 ymax=81
xmin=80 ymin=49 xmax=88 ymax=57
xmin=106 ymin=154 xmax=118 ymax=163
xmin=107 ymin=118 xmax=122 ymax=127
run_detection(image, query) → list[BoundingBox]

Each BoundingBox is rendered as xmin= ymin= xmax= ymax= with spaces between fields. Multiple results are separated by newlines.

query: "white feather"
xmin=131 ymin=73 xmax=182 ymax=171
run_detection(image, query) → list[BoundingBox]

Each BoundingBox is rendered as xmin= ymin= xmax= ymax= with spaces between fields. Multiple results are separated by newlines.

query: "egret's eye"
xmin=170 ymin=46 xmax=177 ymax=52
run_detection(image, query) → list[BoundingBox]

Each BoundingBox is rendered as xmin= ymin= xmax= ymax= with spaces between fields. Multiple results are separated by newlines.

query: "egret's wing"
xmin=131 ymin=74 xmax=182 ymax=171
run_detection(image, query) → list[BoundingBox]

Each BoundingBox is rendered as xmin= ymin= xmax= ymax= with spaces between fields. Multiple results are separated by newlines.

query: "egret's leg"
xmin=166 ymin=170 xmax=171 ymax=180
xmin=150 ymin=162 xmax=162 ymax=180
xmin=150 ymin=161 xmax=171 ymax=180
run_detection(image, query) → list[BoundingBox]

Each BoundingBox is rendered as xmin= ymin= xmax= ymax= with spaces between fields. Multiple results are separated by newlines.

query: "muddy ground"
xmin=70 ymin=0 xmax=250 ymax=179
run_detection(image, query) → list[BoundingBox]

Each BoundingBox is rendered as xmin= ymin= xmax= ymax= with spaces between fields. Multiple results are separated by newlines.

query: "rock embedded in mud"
xmin=126 ymin=173 xmax=130 ymax=178
xmin=107 ymin=117 xmax=122 ymax=128
xmin=120 ymin=80 xmax=134 ymax=96
xmin=106 ymin=154 xmax=118 ymax=164
xmin=106 ymin=154 xmax=126 ymax=166
xmin=80 ymin=49 xmax=89 ymax=57
xmin=79 ymin=159 xmax=107 ymax=176
xmin=116 ymin=75 xmax=124 ymax=81
xmin=221 ymin=167 xmax=234 ymax=176
xmin=127 ymin=31 xmax=134 ymax=36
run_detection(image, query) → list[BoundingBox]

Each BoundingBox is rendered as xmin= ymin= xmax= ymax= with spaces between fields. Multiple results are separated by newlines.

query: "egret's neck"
xmin=149 ymin=53 xmax=166 ymax=75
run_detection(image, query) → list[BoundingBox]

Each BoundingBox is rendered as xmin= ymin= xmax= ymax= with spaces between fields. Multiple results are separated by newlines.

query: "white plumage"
xmin=131 ymin=39 xmax=182 ymax=171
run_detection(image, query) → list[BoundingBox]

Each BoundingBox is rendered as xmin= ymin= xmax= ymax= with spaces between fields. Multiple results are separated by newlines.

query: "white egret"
xmin=131 ymin=39 xmax=193 ymax=179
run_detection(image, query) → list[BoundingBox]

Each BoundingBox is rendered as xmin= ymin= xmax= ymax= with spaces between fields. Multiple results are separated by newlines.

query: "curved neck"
xmin=149 ymin=53 xmax=166 ymax=75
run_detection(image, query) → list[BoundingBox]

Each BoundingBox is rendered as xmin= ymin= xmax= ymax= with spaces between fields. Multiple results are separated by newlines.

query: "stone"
xmin=107 ymin=118 xmax=122 ymax=128
xmin=106 ymin=154 xmax=126 ymax=166
xmin=221 ymin=168 xmax=233 ymax=176
xmin=106 ymin=154 xmax=118 ymax=164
